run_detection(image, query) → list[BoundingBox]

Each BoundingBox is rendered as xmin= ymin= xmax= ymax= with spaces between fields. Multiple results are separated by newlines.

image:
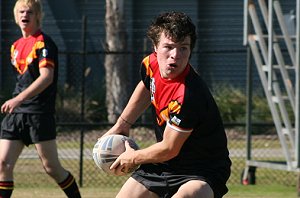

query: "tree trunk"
xmin=104 ymin=0 xmax=128 ymax=123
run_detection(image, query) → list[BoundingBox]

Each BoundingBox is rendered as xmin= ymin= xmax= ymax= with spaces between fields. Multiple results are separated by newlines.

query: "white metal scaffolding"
xmin=243 ymin=0 xmax=300 ymax=193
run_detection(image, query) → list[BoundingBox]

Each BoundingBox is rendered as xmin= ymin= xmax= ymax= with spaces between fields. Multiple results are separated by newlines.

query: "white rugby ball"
xmin=92 ymin=134 xmax=139 ymax=174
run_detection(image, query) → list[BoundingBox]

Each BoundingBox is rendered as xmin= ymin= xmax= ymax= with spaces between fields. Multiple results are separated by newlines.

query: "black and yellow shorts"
xmin=0 ymin=113 xmax=56 ymax=146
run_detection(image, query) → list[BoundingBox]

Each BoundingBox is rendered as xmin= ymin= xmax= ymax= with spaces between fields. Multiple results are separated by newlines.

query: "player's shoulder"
xmin=37 ymin=32 xmax=55 ymax=43
xmin=142 ymin=53 xmax=157 ymax=66
xmin=186 ymin=67 xmax=205 ymax=86
xmin=141 ymin=53 xmax=159 ymax=77
xmin=12 ymin=36 xmax=25 ymax=46
xmin=185 ymin=67 xmax=213 ymax=99
xmin=37 ymin=32 xmax=58 ymax=51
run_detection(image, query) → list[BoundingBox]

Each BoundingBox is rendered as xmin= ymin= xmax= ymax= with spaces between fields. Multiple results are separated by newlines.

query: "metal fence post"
xmin=79 ymin=15 xmax=87 ymax=187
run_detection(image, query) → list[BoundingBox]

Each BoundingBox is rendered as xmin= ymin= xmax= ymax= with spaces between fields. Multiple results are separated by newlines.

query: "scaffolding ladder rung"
xmin=282 ymin=128 xmax=294 ymax=135
xmin=272 ymin=95 xmax=289 ymax=102
xmin=262 ymin=65 xmax=295 ymax=71
xmin=249 ymin=34 xmax=297 ymax=41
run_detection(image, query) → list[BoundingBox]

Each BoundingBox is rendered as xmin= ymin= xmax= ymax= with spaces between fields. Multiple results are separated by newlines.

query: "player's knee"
xmin=43 ymin=164 xmax=54 ymax=175
xmin=173 ymin=181 xmax=214 ymax=198
xmin=0 ymin=160 xmax=14 ymax=181
xmin=43 ymin=162 xmax=59 ymax=177
xmin=0 ymin=159 xmax=14 ymax=176
xmin=43 ymin=162 xmax=67 ymax=182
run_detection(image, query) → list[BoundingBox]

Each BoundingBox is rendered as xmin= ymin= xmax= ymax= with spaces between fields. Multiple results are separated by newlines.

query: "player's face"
xmin=15 ymin=4 xmax=38 ymax=37
xmin=154 ymin=32 xmax=191 ymax=80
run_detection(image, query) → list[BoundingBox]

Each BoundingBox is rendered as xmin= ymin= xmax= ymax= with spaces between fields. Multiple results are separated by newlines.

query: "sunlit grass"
xmin=11 ymin=184 xmax=297 ymax=198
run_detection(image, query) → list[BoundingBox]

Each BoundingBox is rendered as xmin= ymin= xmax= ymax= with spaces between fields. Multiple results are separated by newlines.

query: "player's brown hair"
xmin=13 ymin=0 xmax=44 ymax=28
xmin=147 ymin=11 xmax=197 ymax=51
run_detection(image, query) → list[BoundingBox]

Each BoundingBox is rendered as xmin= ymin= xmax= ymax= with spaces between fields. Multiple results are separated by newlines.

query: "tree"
xmin=104 ymin=0 xmax=129 ymax=122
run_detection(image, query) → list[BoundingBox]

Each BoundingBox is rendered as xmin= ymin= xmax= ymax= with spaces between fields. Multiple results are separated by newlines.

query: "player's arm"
xmin=120 ymin=81 xmax=151 ymax=125
xmin=104 ymin=81 xmax=151 ymax=137
xmin=134 ymin=125 xmax=191 ymax=163
xmin=1 ymin=66 xmax=54 ymax=113
xmin=110 ymin=125 xmax=191 ymax=174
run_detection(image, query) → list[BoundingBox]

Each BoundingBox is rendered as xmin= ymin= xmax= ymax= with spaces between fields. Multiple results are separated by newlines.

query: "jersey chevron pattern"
xmin=10 ymin=30 xmax=58 ymax=113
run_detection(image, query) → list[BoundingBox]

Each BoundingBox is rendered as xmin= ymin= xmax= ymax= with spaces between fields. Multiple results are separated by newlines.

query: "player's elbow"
xmin=161 ymin=146 xmax=180 ymax=161
xmin=168 ymin=148 xmax=180 ymax=159
xmin=43 ymin=75 xmax=54 ymax=89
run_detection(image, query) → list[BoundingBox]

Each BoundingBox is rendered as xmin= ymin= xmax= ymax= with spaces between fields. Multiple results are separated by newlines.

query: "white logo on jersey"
xmin=42 ymin=49 xmax=48 ymax=57
xmin=171 ymin=116 xmax=181 ymax=126
xmin=150 ymin=77 xmax=156 ymax=102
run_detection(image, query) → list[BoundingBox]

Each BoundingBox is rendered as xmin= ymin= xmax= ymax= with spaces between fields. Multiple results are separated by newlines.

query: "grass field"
xmin=10 ymin=184 xmax=297 ymax=198
xmin=11 ymin=129 xmax=299 ymax=197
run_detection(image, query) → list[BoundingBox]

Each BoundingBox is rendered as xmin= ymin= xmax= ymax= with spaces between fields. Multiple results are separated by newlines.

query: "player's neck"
xmin=21 ymin=27 xmax=40 ymax=38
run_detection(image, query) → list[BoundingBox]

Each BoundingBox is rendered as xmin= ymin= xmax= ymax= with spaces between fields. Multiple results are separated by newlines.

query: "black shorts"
xmin=0 ymin=113 xmax=56 ymax=146
xmin=131 ymin=163 xmax=230 ymax=198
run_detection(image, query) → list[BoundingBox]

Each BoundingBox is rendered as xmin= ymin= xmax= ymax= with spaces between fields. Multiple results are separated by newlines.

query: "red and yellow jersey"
xmin=141 ymin=53 xmax=192 ymax=133
xmin=11 ymin=30 xmax=55 ymax=74
xmin=10 ymin=30 xmax=58 ymax=113
xmin=140 ymin=52 xmax=231 ymax=171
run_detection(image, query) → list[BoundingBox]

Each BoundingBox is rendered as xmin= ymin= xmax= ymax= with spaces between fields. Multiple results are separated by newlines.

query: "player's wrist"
xmin=15 ymin=94 xmax=25 ymax=102
xmin=119 ymin=116 xmax=134 ymax=126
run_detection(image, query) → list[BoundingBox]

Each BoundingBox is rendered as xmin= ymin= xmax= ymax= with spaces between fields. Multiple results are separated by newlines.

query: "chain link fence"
xmin=0 ymin=17 xmax=298 ymax=190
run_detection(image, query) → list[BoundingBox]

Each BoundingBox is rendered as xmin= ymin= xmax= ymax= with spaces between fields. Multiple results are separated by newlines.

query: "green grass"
xmin=10 ymin=184 xmax=297 ymax=198
xmin=11 ymin=186 xmax=119 ymax=198
xmin=225 ymin=184 xmax=297 ymax=198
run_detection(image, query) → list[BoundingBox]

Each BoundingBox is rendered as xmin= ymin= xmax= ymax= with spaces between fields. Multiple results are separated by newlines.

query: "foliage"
xmin=213 ymin=85 xmax=247 ymax=122
xmin=56 ymin=87 xmax=107 ymax=123
xmin=213 ymin=84 xmax=273 ymax=123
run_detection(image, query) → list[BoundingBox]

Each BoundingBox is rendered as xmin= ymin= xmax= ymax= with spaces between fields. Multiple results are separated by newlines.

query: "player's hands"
xmin=110 ymin=140 xmax=137 ymax=176
xmin=98 ymin=118 xmax=130 ymax=140
xmin=1 ymin=97 xmax=22 ymax=114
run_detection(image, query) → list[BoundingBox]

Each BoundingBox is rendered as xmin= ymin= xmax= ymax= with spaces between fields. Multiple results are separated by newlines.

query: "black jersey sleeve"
xmin=37 ymin=34 xmax=58 ymax=66
xmin=140 ymin=59 xmax=151 ymax=90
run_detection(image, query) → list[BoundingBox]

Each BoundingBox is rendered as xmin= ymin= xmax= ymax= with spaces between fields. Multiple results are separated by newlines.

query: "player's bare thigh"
xmin=116 ymin=177 xmax=159 ymax=198
xmin=0 ymin=139 xmax=24 ymax=164
xmin=172 ymin=180 xmax=214 ymax=198
xmin=35 ymin=139 xmax=60 ymax=164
